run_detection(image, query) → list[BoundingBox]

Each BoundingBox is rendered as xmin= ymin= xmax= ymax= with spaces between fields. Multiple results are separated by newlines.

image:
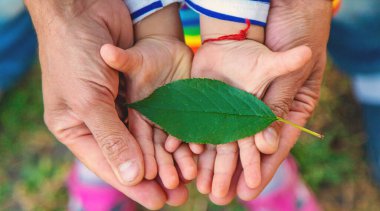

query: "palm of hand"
xmin=263 ymin=0 xmax=332 ymax=152
xmin=230 ymin=0 xmax=332 ymax=203
xmin=124 ymin=36 xmax=192 ymax=103
xmin=190 ymin=40 xmax=311 ymax=200
xmin=192 ymin=41 xmax=286 ymax=98
xmin=36 ymin=0 xmax=191 ymax=208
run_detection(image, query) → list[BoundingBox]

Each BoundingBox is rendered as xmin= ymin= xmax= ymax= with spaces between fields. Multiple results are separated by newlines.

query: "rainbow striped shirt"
xmin=124 ymin=0 xmax=341 ymax=51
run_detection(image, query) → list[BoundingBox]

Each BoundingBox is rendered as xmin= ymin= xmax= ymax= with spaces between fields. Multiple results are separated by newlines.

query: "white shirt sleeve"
xmin=184 ymin=0 xmax=270 ymax=26
xmin=124 ymin=0 xmax=183 ymax=23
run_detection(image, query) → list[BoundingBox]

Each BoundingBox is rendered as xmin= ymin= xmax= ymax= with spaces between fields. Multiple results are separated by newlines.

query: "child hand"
xmin=192 ymin=39 xmax=311 ymax=198
xmin=100 ymin=35 xmax=197 ymax=189
xmin=165 ymin=134 xmax=205 ymax=155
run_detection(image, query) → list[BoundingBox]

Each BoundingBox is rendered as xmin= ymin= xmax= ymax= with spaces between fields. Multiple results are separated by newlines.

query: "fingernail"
xmin=119 ymin=160 xmax=139 ymax=183
xmin=263 ymin=127 xmax=278 ymax=148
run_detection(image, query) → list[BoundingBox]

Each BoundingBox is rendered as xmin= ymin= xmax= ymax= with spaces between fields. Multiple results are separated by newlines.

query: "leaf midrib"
xmin=130 ymin=104 xmax=275 ymax=119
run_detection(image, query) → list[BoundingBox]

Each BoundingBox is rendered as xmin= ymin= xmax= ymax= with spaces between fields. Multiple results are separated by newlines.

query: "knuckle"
xmin=216 ymin=143 xmax=238 ymax=155
xmin=242 ymin=157 xmax=260 ymax=169
xmin=43 ymin=111 xmax=55 ymax=132
xmin=43 ymin=111 xmax=73 ymax=145
xmin=270 ymin=99 xmax=291 ymax=117
xmin=43 ymin=111 xmax=64 ymax=139
xmin=293 ymin=88 xmax=320 ymax=116
xmin=97 ymin=133 xmax=129 ymax=161
xmin=71 ymin=82 xmax=116 ymax=116
xmin=205 ymin=144 xmax=216 ymax=151
xmin=74 ymin=94 xmax=102 ymax=113
xmin=238 ymin=138 xmax=255 ymax=149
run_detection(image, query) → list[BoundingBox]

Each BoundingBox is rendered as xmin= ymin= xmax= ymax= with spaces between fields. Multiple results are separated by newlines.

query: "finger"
xmin=129 ymin=109 xmax=157 ymax=180
xmin=165 ymin=183 xmax=189 ymax=206
xmin=209 ymin=164 xmax=242 ymax=205
xmin=212 ymin=142 xmax=238 ymax=198
xmin=173 ymin=144 xmax=197 ymax=181
xmin=154 ymin=128 xmax=180 ymax=189
xmin=266 ymin=45 xmax=312 ymax=79
xmin=237 ymin=148 xmax=290 ymax=201
xmin=100 ymin=44 xmax=141 ymax=73
xmin=238 ymin=136 xmax=261 ymax=189
xmin=176 ymin=164 xmax=192 ymax=184
xmin=189 ymin=143 xmax=205 ymax=154
xmin=196 ymin=145 xmax=217 ymax=194
xmin=255 ymin=63 xmax=313 ymax=154
xmin=81 ymin=103 xmax=144 ymax=186
xmin=164 ymin=135 xmax=182 ymax=153
xmin=237 ymin=110 xmax=308 ymax=200
xmin=156 ymin=177 xmax=189 ymax=207
xmin=65 ymin=135 xmax=166 ymax=210
xmin=237 ymin=65 xmax=322 ymax=200
xmin=109 ymin=3 xmax=134 ymax=49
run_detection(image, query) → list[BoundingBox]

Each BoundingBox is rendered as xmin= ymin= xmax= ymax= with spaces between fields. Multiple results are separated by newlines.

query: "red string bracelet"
xmin=202 ymin=19 xmax=251 ymax=44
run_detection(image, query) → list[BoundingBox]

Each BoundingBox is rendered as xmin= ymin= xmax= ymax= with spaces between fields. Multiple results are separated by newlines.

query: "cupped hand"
xmin=223 ymin=0 xmax=333 ymax=203
xmin=26 ymin=0 xmax=188 ymax=209
xmin=100 ymin=35 xmax=197 ymax=190
xmin=191 ymin=39 xmax=311 ymax=201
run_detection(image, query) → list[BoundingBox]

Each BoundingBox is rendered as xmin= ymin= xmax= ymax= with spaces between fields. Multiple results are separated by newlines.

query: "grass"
xmin=1 ymin=63 xmax=380 ymax=210
xmin=0 ymin=64 xmax=71 ymax=210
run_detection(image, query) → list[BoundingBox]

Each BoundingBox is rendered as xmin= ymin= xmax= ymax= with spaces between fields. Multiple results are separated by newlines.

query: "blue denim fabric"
xmin=329 ymin=0 xmax=380 ymax=185
xmin=0 ymin=7 xmax=37 ymax=91
xmin=361 ymin=104 xmax=380 ymax=185
xmin=328 ymin=0 xmax=380 ymax=76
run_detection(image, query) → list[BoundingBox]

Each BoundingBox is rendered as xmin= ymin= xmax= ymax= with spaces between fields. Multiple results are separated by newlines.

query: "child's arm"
xmin=200 ymin=14 xmax=264 ymax=43
xmin=133 ymin=3 xmax=184 ymax=41
xmin=101 ymin=3 xmax=197 ymax=190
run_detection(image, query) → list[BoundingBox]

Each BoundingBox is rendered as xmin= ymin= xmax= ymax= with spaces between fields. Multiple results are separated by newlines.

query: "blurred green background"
xmin=1 ymin=63 xmax=380 ymax=210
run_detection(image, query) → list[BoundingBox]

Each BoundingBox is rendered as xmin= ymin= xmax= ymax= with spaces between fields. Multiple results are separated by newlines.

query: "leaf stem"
xmin=276 ymin=117 xmax=324 ymax=139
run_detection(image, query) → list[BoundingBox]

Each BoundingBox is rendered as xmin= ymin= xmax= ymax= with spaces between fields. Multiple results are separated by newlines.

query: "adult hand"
xmin=192 ymin=40 xmax=311 ymax=200
xmin=212 ymin=0 xmax=333 ymax=203
xmin=100 ymin=3 xmax=197 ymax=190
xmin=100 ymin=35 xmax=196 ymax=189
xmin=25 ymin=0 xmax=187 ymax=209
xmin=190 ymin=15 xmax=312 ymax=201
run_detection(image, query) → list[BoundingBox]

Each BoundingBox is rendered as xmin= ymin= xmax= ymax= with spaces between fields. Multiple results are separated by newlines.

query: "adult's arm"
xmin=24 ymin=0 xmax=187 ymax=209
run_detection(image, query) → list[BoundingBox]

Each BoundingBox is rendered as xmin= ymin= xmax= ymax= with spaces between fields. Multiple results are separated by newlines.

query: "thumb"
xmin=80 ymin=101 xmax=145 ymax=186
xmin=100 ymin=44 xmax=142 ymax=74
xmin=266 ymin=45 xmax=312 ymax=79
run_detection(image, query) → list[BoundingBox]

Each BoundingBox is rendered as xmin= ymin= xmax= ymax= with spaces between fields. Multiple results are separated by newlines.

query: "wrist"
xmin=134 ymin=3 xmax=183 ymax=41
xmin=26 ymin=0 xmax=128 ymax=52
xmin=200 ymin=15 xmax=264 ymax=44
xmin=273 ymin=0 xmax=332 ymax=10
xmin=26 ymin=0 xmax=86 ymax=34
xmin=26 ymin=0 xmax=79 ymax=19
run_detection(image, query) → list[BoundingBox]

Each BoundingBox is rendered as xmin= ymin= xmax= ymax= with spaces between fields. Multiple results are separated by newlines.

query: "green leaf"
xmin=128 ymin=78 xmax=277 ymax=144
